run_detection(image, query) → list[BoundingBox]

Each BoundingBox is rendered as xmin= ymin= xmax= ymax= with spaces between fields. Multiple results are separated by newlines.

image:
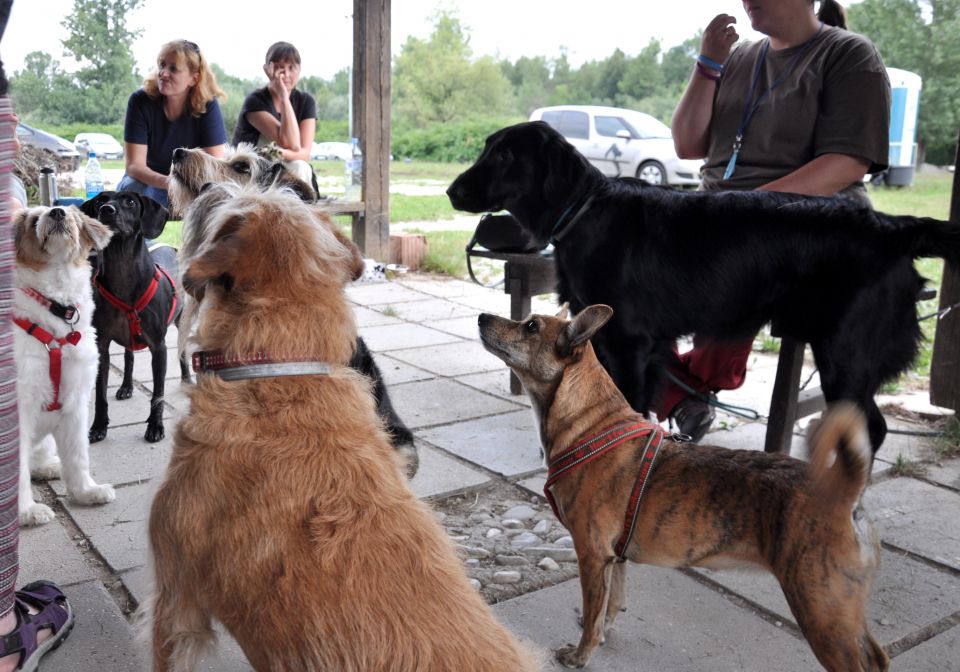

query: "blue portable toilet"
xmin=885 ymin=67 xmax=922 ymax=186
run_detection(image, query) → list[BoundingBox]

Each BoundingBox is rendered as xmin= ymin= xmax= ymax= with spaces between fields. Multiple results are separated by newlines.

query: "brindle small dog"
xmin=478 ymin=305 xmax=888 ymax=672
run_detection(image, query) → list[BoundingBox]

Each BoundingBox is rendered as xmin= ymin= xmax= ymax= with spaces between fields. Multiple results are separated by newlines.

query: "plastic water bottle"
xmin=84 ymin=151 xmax=104 ymax=200
xmin=344 ymin=137 xmax=362 ymax=201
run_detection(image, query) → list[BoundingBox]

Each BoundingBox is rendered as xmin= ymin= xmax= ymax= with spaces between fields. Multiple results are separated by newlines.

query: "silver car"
xmin=16 ymin=123 xmax=81 ymax=172
xmin=529 ymin=105 xmax=702 ymax=186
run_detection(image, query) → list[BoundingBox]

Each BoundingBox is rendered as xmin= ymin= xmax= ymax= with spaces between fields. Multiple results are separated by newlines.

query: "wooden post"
xmin=930 ymin=129 xmax=960 ymax=412
xmin=351 ymin=0 xmax=391 ymax=261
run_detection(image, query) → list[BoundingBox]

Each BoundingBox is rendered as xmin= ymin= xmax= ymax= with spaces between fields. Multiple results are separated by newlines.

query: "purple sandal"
xmin=0 ymin=581 xmax=74 ymax=671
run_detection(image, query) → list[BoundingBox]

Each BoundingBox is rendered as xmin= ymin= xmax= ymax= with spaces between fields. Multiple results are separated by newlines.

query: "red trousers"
xmin=655 ymin=335 xmax=755 ymax=419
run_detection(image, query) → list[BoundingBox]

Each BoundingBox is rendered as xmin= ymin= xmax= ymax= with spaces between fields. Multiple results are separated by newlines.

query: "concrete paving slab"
xmin=18 ymin=516 xmax=99 ymax=586
xmin=396 ymin=277 xmax=493 ymax=299
xmin=372 ymin=352 xmax=435 ymax=386
xmin=43 ymin=580 xmax=146 ymax=672
xmin=694 ymin=548 xmax=960 ymax=647
xmin=516 ymin=474 xmax=547 ymax=498
xmin=873 ymin=420 xmax=941 ymax=464
xmin=352 ymin=305 xmax=404 ymax=327
xmin=346 ymin=282 xmax=434 ymax=305
xmin=49 ymin=423 xmax=171 ymax=492
xmin=444 ymin=291 xmax=515 ymax=315
xmin=62 ymin=480 xmax=159 ymax=573
xmin=85 ymin=385 xmax=173 ymax=429
xmin=494 ymin=565 xmax=821 ymax=671
xmin=863 ymin=477 xmax=960 ymax=571
xmin=419 ymin=410 xmax=545 ymax=478
xmin=357 ymin=322 xmax=462 ymax=351
xmin=459 ymin=370 xmax=532 ymax=407
xmin=369 ymin=297 xmax=478 ymax=322
xmin=704 ymin=421 xmax=807 ymax=457
xmin=890 ymin=623 xmax=960 ymax=672
xmin=925 ymin=457 xmax=960 ymax=491
xmin=426 ymin=315 xmax=483 ymax=340
xmin=410 ymin=444 xmax=492 ymax=499
xmin=389 ymin=378 xmax=521 ymax=429
xmin=386 ymin=340 xmax=505 ymax=377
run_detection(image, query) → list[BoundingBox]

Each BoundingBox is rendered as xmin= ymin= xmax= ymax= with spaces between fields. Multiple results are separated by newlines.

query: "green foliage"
xmin=848 ymin=0 xmax=960 ymax=164
xmin=389 ymin=194 xmax=457 ymax=223
xmin=315 ymin=119 xmax=350 ymax=143
xmin=392 ymin=118 xmax=521 ymax=162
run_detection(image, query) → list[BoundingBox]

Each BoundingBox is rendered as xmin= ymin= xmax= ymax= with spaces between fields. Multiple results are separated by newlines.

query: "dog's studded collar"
xmin=549 ymin=192 xmax=596 ymax=245
xmin=21 ymin=287 xmax=79 ymax=325
xmin=544 ymin=420 xmax=664 ymax=562
xmin=192 ymin=350 xmax=332 ymax=381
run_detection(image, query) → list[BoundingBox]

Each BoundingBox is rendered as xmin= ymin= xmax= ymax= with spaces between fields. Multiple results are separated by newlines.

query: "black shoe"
xmin=670 ymin=394 xmax=716 ymax=442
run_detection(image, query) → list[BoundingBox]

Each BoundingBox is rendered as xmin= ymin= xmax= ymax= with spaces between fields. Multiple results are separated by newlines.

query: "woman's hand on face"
xmin=266 ymin=63 xmax=292 ymax=98
xmin=701 ymin=14 xmax=739 ymax=65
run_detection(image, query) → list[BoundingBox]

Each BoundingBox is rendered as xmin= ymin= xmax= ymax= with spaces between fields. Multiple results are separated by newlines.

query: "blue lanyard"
xmin=723 ymin=23 xmax=825 ymax=180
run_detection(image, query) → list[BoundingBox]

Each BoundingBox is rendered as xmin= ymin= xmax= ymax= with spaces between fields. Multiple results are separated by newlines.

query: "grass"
xmin=935 ymin=418 xmax=960 ymax=458
xmin=891 ymin=453 xmax=927 ymax=477
xmin=390 ymin=194 xmax=457 ymax=223
xmin=411 ymin=229 xmax=473 ymax=277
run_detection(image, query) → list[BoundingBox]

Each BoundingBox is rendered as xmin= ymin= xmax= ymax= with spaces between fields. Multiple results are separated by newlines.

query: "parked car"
xmin=311 ymin=141 xmax=353 ymax=161
xmin=528 ymin=105 xmax=703 ymax=186
xmin=16 ymin=123 xmax=81 ymax=172
xmin=74 ymin=132 xmax=124 ymax=160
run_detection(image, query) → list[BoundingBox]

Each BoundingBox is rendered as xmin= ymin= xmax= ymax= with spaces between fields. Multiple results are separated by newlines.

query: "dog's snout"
xmin=49 ymin=208 xmax=66 ymax=221
xmin=172 ymin=148 xmax=187 ymax=163
xmin=100 ymin=204 xmax=117 ymax=217
xmin=478 ymin=313 xmax=492 ymax=328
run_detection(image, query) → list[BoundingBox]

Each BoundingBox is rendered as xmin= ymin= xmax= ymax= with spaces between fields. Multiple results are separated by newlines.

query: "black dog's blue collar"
xmin=549 ymin=193 xmax=595 ymax=244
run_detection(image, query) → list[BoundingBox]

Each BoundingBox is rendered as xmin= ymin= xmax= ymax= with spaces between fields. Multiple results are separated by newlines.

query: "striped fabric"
xmin=0 ymin=94 xmax=20 ymax=617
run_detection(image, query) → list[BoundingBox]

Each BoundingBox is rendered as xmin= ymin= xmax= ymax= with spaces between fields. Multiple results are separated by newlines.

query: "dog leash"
xmin=544 ymin=420 xmax=665 ymax=562
xmin=663 ymin=369 xmax=761 ymax=421
xmin=192 ymin=350 xmax=332 ymax=381
xmin=549 ymin=192 xmax=596 ymax=245
xmin=13 ymin=317 xmax=81 ymax=412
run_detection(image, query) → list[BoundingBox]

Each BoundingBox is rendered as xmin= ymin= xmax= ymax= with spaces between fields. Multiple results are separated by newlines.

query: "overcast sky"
xmin=0 ymin=0 xmax=799 ymax=83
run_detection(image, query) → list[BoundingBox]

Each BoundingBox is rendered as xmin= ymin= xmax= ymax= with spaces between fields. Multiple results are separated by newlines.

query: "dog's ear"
xmin=556 ymin=303 xmax=570 ymax=320
xmin=557 ymin=304 xmax=613 ymax=358
xmin=80 ymin=195 xmax=100 ymax=219
xmin=76 ymin=208 xmax=113 ymax=252
xmin=12 ymin=208 xmax=30 ymax=257
xmin=181 ymin=214 xmax=245 ymax=299
xmin=137 ymin=194 xmax=170 ymax=238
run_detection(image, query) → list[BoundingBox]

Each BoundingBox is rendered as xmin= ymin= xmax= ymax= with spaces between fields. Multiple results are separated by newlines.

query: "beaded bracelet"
xmin=697 ymin=54 xmax=725 ymax=72
xmin=695 ymin=62 xmax=721 ymax=81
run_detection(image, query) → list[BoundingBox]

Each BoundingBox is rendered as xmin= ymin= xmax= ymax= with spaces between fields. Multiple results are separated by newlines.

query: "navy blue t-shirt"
xmin=231 ymin=87 xmax=317 ymax=146
xmin=123 ymin=89 xmax=227 ymax=175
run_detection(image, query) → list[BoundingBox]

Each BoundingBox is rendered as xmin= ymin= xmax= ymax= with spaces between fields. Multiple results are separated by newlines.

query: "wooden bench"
xmin=467 ymin=247 xmax=557 ymax=393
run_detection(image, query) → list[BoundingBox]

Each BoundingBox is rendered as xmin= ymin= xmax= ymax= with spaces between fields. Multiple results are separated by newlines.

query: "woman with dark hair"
xmin=232 ymin=41 xmax=317 ymax=185
xmin=118 ymin=39 xmax=228 ymax=209
xmin=664 ymin=0 xmax=891 ymax=440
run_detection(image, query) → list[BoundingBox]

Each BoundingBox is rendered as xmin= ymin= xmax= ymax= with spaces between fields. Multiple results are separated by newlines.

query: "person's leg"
xmin=283 ymin=159 xmax=315 ymax=186
xmin=116 ymin=174 xmax=169 ymax=210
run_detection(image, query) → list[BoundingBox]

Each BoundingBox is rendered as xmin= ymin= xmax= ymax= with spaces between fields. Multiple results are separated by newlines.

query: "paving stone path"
xmin=18 ymin=274 xmax=959 ymax=671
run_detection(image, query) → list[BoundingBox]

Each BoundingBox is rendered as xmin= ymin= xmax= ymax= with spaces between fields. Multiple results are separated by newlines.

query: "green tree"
xmin=60 ymin=0 xmax=144 ymax=124
xmin=618 ymin=40 xmax=664 ymax=104
xmin=848 ymin=0 xmax=960 ymax=164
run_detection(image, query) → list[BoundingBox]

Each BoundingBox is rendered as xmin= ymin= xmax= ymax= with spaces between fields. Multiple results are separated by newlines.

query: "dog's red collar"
xmin=13 ymin=316 xmax=81 ymax=412
xmin=21 ymin=287 xmax=79 ymax=325
xmin=544 ymin=420 xmax=665 ymax=562
xmin=94 ymin=265 xmax=177 ymax=351
xmin=192 ymin=350 xmax=332 ymax=381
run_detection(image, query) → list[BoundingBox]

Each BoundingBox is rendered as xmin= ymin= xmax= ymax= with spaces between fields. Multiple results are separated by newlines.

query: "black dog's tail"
xmin=883 ymin=212 xmax=960 ymax=263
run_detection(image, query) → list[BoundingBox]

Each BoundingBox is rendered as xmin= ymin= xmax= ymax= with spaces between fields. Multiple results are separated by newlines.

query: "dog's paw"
xmin=31 ymin=460 xmax=62 ymax=481
xmin=20 ymin=502 xmax=56 ymax=527
xmin=115 ymin=384 xmax=133 ymax=400
xmin=71 ymin=483 xmax=116 ymax=506
xmin=144 ymin=423 xmax=165 ymax=443
xmin=89 ymin=426 xmax=108 ymax=443
xmin=396 ymin=441 xmax=419 ymax=479
xmin=556 ymin=645 xmax=588 ymax=668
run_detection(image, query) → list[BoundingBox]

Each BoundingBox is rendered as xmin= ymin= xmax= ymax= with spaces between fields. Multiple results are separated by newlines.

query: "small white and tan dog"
xmin=13 ymin=205 xmax=116 ymax=526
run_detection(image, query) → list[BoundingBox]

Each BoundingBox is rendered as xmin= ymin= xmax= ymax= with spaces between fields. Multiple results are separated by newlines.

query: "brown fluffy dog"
xmin=147 ymin=187 xmax=539 ymax=672
xmin=479 ymin=305 xmax=887 ymax=672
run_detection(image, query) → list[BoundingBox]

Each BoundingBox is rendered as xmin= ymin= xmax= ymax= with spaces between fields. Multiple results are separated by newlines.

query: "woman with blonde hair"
xmin=118 ymin=39 xmax=227 ymax=209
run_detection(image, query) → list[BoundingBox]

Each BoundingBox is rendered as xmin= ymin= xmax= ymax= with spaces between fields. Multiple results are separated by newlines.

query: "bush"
xmin=392 ymin=118 xmax=521 ymax=162
xmin=315 ymin=119 xmax=350 ymax=143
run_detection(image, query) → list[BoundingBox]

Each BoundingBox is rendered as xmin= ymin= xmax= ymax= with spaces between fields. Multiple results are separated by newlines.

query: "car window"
xmin=541 ymin=110 xmax=589 ymax=140
xmin=595 ymin=116 xmax=635 ymax=139
xmin=626 ymin=114 xmax=671 ymax=139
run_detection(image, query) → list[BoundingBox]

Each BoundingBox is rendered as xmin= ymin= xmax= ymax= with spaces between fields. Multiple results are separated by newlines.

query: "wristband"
xmin=695 ymin=62 xmax=721 ymax=81
xmin=697 ymin=54 xmax=725 ymax=72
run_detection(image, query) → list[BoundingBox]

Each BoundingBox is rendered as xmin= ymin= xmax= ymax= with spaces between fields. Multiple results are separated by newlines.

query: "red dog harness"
xmin=544 ymin=420 xmax=665 ymax=562
xmin=14 ymin=316 xmax=81 ymax=412
xmin=95 ymin=265 xmax=177 ymax=351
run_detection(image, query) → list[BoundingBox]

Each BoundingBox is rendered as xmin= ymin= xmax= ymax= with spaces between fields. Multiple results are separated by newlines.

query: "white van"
xmin=529 ymin=105 xmax=702 ymax=186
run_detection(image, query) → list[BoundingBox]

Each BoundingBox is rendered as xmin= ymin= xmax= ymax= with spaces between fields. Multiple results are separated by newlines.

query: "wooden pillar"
xmin=930 ymin=129 xmax=960 ymax=412
xmin=351 ymin=0 xmax=391 ymax=261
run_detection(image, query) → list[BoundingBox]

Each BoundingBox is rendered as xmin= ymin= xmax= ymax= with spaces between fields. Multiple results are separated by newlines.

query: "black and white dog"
xmin=82 ymin=191 xmax=188 ymax=443
xmin=448 ymin=121 xmax=960 ymax=453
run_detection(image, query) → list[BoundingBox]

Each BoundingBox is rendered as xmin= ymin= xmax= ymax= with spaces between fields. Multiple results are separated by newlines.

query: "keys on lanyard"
xmin=723 ymin=23 xmax=824 ymax=181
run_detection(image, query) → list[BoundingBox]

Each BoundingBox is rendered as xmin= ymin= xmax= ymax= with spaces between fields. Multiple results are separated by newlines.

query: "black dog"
xmin=82 ymin=191 xmax=189 ymax=443
xmin=447 ymin=121 xmax=960 ymax=453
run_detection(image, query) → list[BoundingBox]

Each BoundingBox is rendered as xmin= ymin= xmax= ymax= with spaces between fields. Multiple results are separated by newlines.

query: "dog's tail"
xmin=884 ymin=212 xmax=960 ymax=263
xmin=806 ymin=402 xmax=872 ymax=513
